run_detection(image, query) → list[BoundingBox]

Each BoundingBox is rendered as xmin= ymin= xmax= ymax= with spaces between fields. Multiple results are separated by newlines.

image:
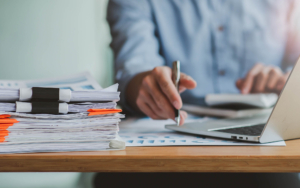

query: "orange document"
xmin=87 ymin=109 xmax=122 ymax=116
xmin=0 ymin=119 xmax=19 ymax=124
xmin=0 ymin=114 xmax=11 ymax=119
xmin=0 ymin=124 xmax=14 ymax=130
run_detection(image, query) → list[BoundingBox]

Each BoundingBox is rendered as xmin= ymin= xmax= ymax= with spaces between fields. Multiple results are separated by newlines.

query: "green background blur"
xmin=0 ymin=0 xmax=113 ymax=87
xmin=0 ymin=0 xmax=111 ymax=187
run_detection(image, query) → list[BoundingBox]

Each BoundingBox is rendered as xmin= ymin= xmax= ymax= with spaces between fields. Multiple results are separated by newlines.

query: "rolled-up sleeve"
xmin=107 ymin=0 xmax=165 ymax=113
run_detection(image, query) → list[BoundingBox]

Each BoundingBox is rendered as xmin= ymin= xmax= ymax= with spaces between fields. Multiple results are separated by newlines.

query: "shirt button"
xmin=218 ymin=26 xmax=224 ymax=32
xmin=219 ymin=70 xmax=226 ymax=76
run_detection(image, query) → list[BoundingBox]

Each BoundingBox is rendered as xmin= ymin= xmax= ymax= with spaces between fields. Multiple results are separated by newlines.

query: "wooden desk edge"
xmin=0 ymin=158 xmax=300 ymax=172
xmin=1 ymin=139 xmax=300 ymax=172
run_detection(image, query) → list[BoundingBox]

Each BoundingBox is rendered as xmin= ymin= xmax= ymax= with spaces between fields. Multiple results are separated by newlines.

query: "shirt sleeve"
xmin=282 ymin=0 xmax=300 ymax=72
xmin=107 ymin=0 xmax=165 ymax=114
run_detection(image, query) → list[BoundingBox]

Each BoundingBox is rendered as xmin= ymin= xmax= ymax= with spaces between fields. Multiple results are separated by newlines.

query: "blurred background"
xmin=0 ymin=0 xmax=113 ymax=88
xmin=0 ymin=0 xmax=111 ymax=187
xmin=1 ymin=0 xmax=300 ymax=187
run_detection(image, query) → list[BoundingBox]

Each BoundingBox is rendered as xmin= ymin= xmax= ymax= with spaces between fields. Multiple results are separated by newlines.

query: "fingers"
xmin=240 ymin=63 xmax=264 ymax=94
xmin=142 ymin=74 xmax=175 ymax=119
xmin=179 ymin=110 xmax=188 ymax=126
xmin=236 ymin=63 xmax=289 ymax=94
xmin=178 ymin=73 xmax=197 ymax=93
xmin=252 ymin=66 xmax=271 ymax=93
xmin=136 ymin=66 xmax=196 ymax=122
xmin=266 ymin=67 xmax=282 ymax=91
xmin=236 ymin=79 xmax=243 ymax=90
xmin=276 ymin=71 xmax=290 ymax=92
xmin=179 ymin=73 xmax=197 ymax=90
xmin=138 ymin=88 xmax=164 ymax=119
xmin=276 ymin=78 xmax=285 ymax=92
xmin=136 ymin=98 xmax=158 ymax=119
xmin=178 ymin=85 xmax=187 ymax=93
xmin=152 ymin=67 xmax=182 ymax=109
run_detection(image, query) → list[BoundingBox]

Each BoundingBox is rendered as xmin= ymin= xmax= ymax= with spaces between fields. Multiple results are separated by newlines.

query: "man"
xmin=107 ymin=0 xmax=300 ymax=126
xmin=99 ymin=1 xmax=300 ymax=187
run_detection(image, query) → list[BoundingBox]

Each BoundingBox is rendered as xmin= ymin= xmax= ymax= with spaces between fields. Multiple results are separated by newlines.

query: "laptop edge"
xmin=166 ymin=57 xmax=300 ymax=143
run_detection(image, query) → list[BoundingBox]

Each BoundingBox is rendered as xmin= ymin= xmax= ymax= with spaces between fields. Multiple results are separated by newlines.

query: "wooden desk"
xmin=1 ymin=139 xmax=300 ymax=172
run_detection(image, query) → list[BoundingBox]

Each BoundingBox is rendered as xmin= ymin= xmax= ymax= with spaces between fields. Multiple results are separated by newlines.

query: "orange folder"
xmin=87 ymin=109 xmax=122 ymax=116
xmin=0 ymin=114 xmax=11 ymax=119
xmin=0 ymin=130 xmax=9 ymax=136
xmin=0 ymin=119 xmax=19 ymax=124
xmin=0 ymin=124 xmax=14 ymax=130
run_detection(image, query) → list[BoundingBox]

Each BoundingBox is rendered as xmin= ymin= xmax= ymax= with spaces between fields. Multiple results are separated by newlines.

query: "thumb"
xmin=179 ymin=73 xmax=197 ymax=90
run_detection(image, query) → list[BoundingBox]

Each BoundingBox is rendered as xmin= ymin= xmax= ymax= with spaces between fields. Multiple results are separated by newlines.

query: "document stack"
xmin=0 ymin=72 xmax=125 ymax=153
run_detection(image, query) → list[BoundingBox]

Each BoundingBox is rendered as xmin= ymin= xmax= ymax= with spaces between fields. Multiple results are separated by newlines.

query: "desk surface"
xmin=1 ymin=139 xmax=300 ymax=172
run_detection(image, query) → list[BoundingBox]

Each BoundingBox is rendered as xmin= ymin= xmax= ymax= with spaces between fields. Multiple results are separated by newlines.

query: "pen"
xmin=172 ymin=61 xmax=180 ymax=126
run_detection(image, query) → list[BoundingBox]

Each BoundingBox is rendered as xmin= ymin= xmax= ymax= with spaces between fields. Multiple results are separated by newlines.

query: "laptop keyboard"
xmin=214 ymin=124 xmax=265 ymax=136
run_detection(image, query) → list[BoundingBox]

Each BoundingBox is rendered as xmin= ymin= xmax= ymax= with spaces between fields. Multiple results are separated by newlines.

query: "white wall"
xmin=0 ymin=0 xmax=113 ymax=87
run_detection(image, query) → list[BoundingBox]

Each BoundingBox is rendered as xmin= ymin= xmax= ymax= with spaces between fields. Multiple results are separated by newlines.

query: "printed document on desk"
xmin=119 ymin=117 xmax=285 ymax=146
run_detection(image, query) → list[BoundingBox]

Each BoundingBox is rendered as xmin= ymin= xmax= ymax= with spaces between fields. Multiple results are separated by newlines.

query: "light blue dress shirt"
xmin=107 ymin=0 xmax=300 ymax=111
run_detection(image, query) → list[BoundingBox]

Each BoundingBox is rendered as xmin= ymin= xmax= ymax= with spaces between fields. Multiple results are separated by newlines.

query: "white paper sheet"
xmin=0 ymin=102 xmax=117 ymax=113
xmin=0 ymin=72 xmax=120 ymax=102
xmin=119 ymin=117 xmax=285 ymax=146
xmin=0 ymin=111 xmax=124 ymax=119
xmin=0 ymin=72 xmax=102 ymax=91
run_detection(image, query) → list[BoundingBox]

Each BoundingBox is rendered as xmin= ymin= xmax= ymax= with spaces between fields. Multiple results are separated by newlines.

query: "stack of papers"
xmin=0 ymin=72 xmax=125 ymax=153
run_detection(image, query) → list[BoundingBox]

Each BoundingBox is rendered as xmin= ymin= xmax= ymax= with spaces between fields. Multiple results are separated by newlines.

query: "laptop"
xmin=166 ymin=57 xmax=300 ymax=143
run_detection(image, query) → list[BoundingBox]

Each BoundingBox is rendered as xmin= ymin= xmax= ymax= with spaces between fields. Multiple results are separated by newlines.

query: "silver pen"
xmin=172 ymin=61 xmax=180 ymax=126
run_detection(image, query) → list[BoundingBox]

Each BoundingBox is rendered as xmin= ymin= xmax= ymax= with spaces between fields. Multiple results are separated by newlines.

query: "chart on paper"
xmin=119 ymin=117 xmax=286 ymax=146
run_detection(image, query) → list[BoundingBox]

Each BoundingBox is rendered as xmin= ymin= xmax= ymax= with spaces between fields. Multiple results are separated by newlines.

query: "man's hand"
xmin=126 ymin=66 xmax=197 ymax=125
xmin=236 ymin=63 xmax=291 ymax=94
